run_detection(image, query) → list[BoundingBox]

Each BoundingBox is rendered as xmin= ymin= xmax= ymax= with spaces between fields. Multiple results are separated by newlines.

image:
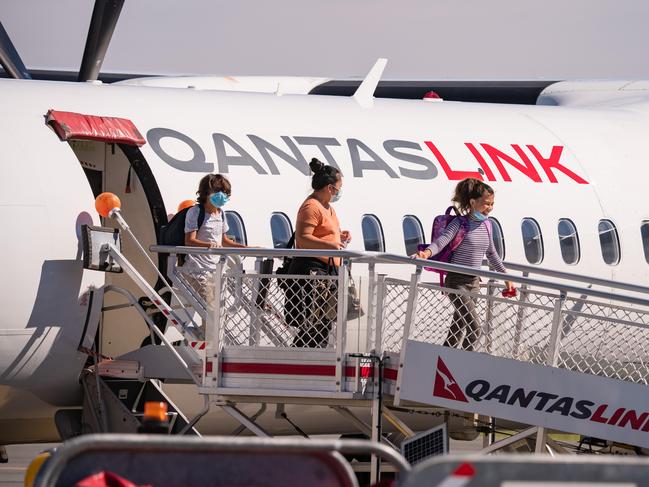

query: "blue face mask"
xmin=209 ymin=191 xmax=229 ymax=208
xmin=330 ymin=186 xmax=342 ymax=203
xmin=472 ymin=210 xmax=488 ymax=221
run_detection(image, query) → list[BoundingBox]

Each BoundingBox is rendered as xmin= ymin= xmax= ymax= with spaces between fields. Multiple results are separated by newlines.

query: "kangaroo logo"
xmin=433 ymin=357 xmax=468 ymax=403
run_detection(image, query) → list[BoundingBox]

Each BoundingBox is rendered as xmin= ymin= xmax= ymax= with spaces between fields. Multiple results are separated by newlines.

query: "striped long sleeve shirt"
xmin=427 ymin=218 xmax=507 ymax=273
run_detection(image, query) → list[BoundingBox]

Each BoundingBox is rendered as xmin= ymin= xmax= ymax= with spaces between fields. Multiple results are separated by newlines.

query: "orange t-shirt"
xmin=295 ymin=197 xmax=341 ymax=265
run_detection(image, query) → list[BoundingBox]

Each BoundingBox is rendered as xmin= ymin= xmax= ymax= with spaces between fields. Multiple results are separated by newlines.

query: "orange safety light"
xmin=143 ymin=401 xmax=168 ymax=422
xmin=95 ymin=192 xmax=121 ymax=217
xmin=177 ymin=199 xmax=196 ymax=213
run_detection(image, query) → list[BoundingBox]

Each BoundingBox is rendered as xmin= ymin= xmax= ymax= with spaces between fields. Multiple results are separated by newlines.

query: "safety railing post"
xmin=335 ymin=259 xmax=350 ymax=393
xmin=535 ymin=289 xmax=566 ymax=454
xmin=365 ymin=263 xmax=377 ymax=353
xmin=248 ymin=257 xmax=263 ymax=346
xmin=512 ymin=271 xmax=530 ymax=359
xmin=547 ymin=290 xmax=567 ymax=368
xmin=205 ymin=256 xmax=226 ymax=388
xmin=484 ymin=279 xmax=496 ymax=354
xmin=373 ymin=274 xmax=387 ymax=354
xmin=393 ymin=268 xmax=422 ymax=406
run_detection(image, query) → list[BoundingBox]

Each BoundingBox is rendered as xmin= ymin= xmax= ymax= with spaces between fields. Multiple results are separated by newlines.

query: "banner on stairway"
xmin=399 ymin=340 xmax=649 ymax=448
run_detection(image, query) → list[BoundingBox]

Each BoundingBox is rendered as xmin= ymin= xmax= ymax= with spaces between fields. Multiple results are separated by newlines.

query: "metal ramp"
xmin=152 ymin=244 xmax=649 ymax=454
xmin=78 ymin=224 xmax=209 ymax=438
xmin=79 ymin=213 xmax=649 ymax=481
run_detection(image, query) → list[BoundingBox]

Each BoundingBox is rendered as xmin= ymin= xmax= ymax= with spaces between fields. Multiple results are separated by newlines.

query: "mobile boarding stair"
xmin=80 ymin=212 xmax=649 ymax=480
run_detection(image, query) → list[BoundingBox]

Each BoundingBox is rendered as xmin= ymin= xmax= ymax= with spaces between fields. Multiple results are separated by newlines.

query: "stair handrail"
xmin=150 ymin=245 xmax=649 ymax=309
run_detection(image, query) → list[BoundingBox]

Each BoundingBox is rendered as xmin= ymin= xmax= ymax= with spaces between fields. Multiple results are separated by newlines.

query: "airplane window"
xmin=488 ymin=217 xmax=506 ymax=259
xmin=362 ymin=214 xmax=385 ymax=252
xmin=598 ymin=219 xmax=620 ymax=265
xmin=225 ymin=211 xmax=247 ymax=245
xmin=521 ymin=218 xmax=543 ymax=264
xmin=558 ymin=219 xmax=580 ymax=265
xmin=641 ymin=221 xmax=649 ymax=264
xmin=402 ymin=215 xmax=424 ymax=255
xmin=270 ymin=212 xmax=293 ymax=249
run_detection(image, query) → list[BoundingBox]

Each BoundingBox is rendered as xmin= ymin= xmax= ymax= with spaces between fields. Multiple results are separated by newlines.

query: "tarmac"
xmin=0 ymin=443 xmax=57 ymax=487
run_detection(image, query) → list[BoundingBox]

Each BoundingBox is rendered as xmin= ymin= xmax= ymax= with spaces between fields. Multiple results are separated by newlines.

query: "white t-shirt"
xmin=182 ymin=205 xmax=229 ymax=274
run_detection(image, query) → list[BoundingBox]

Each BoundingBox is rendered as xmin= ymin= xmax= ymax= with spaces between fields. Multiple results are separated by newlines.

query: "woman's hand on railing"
xmin=340 ymin=230 xmax=352 ymax=247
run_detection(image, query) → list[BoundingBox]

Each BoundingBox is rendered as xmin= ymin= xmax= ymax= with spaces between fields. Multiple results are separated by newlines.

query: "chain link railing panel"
xmin=556 ymin=297 xmax=649 ymax=384
xmin=217 ymin=272 xmax=340 ymax=349
xmin=165 ymin=247 xmax=649 ymax=388
xmin=376 ymin=275 xmax=649 ymax=385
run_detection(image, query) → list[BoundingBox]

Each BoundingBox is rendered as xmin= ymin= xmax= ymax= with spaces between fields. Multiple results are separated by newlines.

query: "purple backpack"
xmin=418 ymin=206 xmax=491 ymax=285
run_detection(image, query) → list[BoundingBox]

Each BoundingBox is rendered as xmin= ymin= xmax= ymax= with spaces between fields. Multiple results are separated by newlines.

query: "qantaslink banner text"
xmin=399 ymin=341 xmax=649 ymax=448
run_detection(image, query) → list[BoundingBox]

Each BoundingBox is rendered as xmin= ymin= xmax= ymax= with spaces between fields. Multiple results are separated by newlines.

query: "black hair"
xmin=452 ymin=178 xmax=494 ymax=214
xmin=309 ymin=158 xmax=341 ymax=190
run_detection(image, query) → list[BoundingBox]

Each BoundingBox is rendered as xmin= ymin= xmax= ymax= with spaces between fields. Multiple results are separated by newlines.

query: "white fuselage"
xmin=1 ymin=77 xmax=648 ymax=443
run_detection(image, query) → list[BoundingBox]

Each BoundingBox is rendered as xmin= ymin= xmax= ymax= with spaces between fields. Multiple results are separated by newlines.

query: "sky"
xmin=1 ymin=0 xmax=648 ymax=80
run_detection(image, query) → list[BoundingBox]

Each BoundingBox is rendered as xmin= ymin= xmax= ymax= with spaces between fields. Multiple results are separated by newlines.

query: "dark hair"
xmin=309 ymin=158 xmax=341 ymax=190
xmin=452 ymin=178 xmax=494 ymax=214
xmin=196 ymin=173 xmax=232 ymax=205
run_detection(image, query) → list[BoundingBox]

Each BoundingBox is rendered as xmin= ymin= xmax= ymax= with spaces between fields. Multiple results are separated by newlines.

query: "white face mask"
xmin=330 ymin=185 xmax=342 ymax=203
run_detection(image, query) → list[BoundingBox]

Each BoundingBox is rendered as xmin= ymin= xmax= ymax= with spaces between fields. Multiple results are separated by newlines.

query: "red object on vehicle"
xmin=422 ymin=90 xmax=443 ymax=101
xmin=45 ymin=109 xmax=146 ymax=146
xmin=74 ymin=471 xmax=151 ymax=487
xmin=501 ymin=288 xmax=518 ymax=298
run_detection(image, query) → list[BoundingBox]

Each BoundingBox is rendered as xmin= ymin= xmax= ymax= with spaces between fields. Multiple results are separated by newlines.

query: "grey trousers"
xmin=443 ymin=272 xmax=481 ymax=351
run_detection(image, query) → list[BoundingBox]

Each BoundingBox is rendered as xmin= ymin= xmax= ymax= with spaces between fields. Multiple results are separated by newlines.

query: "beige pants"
xmin=180 ymin=270 xmax=217 ymax=336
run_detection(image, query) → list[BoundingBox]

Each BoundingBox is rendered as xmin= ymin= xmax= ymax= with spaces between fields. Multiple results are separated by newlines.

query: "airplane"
xmin=1 ymin=1 xmax=649 ymax=455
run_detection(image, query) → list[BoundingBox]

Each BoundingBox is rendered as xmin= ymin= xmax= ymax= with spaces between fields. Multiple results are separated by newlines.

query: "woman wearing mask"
xmin=412 ymin=178 xmax=514 ymax=351
xmin=286 ymin=158 xmax=351 ymax=348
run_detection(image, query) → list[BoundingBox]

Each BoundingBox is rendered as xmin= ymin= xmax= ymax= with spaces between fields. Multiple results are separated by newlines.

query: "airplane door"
xmin=101 ymin=143 xmax=160 ymax=357
xmin=48 ymin=111 xmax=168 ymax=358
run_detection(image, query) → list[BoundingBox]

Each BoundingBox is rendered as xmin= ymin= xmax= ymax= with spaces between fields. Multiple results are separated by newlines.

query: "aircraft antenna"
xmin=353 ymin=58 xmax=387 ymax=108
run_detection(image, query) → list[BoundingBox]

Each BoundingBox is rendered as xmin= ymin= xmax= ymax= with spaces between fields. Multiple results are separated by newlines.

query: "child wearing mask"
xmin=181 ymin=173 xmax=247 ymax=308
xmin=412 ymin=178 xmax=514 ymax=351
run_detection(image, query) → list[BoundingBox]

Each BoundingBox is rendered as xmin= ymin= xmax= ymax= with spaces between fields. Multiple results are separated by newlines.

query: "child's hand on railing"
xmin=502 ymin=281 xmax=517 ymax=298
xmin=410 ymin=248 xmax=432 ymax=259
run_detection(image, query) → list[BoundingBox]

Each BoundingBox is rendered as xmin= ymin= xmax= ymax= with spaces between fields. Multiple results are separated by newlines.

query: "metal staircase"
xmin=79 ymin=219 xmax=649 ymax=470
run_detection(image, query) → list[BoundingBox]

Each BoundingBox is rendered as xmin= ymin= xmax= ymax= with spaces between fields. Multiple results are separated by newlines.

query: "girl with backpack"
xmin=412 ymin=178 xmax=515 ymax=351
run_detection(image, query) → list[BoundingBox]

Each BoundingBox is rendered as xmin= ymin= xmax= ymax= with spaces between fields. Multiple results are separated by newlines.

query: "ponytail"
xmin=452 ymin=178 xmax=494 ymax=214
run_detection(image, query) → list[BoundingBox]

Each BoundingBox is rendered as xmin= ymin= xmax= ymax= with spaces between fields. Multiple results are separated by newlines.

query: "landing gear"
xmin=0 ymin=445 xmax=8 ymax=463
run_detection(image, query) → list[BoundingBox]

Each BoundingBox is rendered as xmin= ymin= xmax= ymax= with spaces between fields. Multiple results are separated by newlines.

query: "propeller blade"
xmin=78 ymin=0 xmax=125 ymax=82
xmin=0 ymin=21 xmax=31 ymax=79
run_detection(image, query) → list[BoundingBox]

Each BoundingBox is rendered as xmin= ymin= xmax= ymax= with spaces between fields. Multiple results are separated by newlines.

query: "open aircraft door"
xmin=46 ymin=110 xmax=168 ymax=359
